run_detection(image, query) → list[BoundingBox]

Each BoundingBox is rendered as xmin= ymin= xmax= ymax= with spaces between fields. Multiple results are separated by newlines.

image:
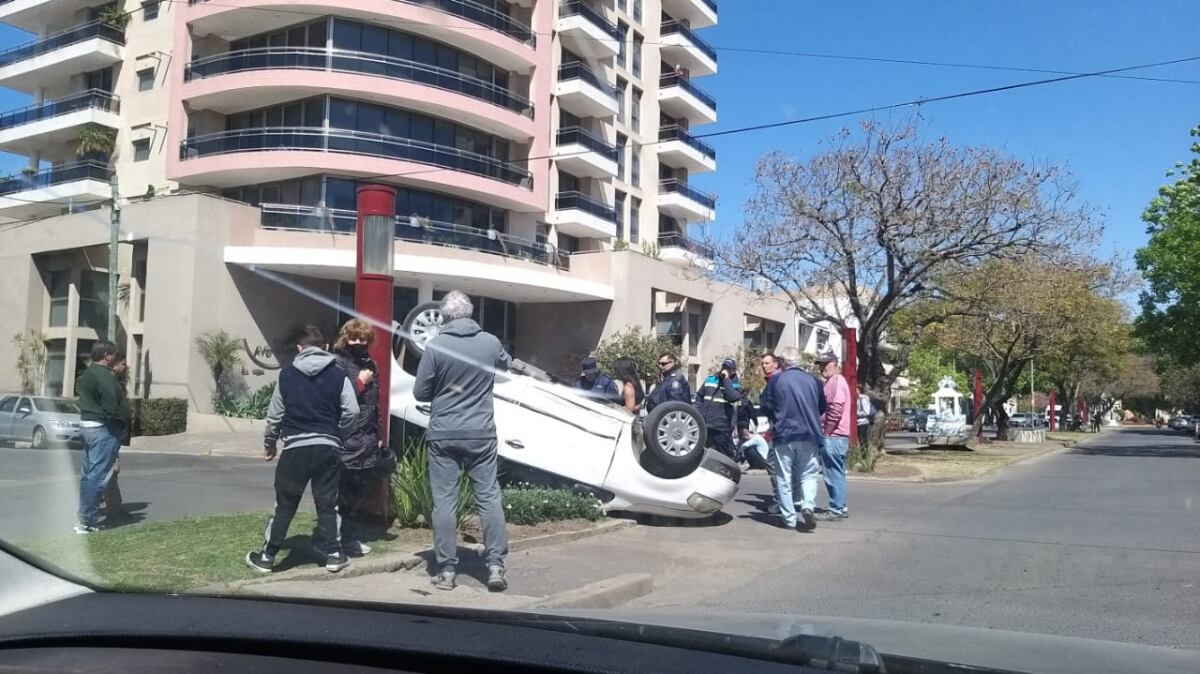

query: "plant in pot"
xmin=98 ymin=5 xmax=130 ymax=30
xmin=75 ymin=124 xmax=115 ymax=163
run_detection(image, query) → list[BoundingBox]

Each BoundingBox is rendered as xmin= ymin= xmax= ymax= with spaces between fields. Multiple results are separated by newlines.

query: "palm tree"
xmin=195 ymin=331 xmax=243 ymax=406
xmin=75 ymin=124 xmax=115 ymax=161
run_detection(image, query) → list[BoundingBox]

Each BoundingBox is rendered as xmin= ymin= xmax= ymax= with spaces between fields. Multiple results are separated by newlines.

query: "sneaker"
xmin=815 ymin=510 xmax=847 ymax=522
xmin=325 ymin=552 xmax=350 ymax=573
xmin=73 ymin=523 xmax=99 ymax=535
xmin=343 ymin=540 xmax=371 ymax=557
xmin=799 ymin=508 xmax=817 ymax=531
xmin=245 ymin=550 xmax=274 ymax=574
xmin=433 ymin=568 xmax=456 ymax=591
xmin=487 ymin=565 xmax=508 ymax=593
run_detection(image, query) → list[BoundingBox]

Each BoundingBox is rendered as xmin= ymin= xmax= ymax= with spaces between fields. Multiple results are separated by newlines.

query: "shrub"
xmin=217 ymin=382 xmax=275 ymax=420
xmin=131 ymin=398 xmax=188 ymax=436
xmin=500 ymin=486 xmax=605 ymax=526
xmin=593 ymin=326 xmax=682 ymax=386
xmin=390 ymin=439 xmax=474 ymax=529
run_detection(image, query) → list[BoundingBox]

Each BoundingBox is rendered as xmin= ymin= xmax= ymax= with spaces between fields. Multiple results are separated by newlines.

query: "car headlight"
xmin=687 ymin=493 xmax=723 ymax=514
xmin=50 ymin=420 xmax=70 ymax=428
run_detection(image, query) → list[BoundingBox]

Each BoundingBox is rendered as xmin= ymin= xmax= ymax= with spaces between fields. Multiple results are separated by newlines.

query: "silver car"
xmin=0 ymin=395 xmax=82 ymax=448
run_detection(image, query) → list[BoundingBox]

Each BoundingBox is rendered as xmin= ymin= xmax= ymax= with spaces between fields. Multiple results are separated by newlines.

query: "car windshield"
xmin=0 ymin=3 xmax=1198 ymax=673
xmin=32 ymin=398 xmax=78 ymax=414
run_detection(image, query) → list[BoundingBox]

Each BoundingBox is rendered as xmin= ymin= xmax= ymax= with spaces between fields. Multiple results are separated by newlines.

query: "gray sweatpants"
xmin=428 ymin=437 xmax=508 ymax=570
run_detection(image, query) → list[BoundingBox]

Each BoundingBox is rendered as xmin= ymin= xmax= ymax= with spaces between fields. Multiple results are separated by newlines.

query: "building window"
xmin=616 ymin=77 xmax=627 ymax=124
xmin=688 ymin=312 xmax=703 ymax=356
xmin=633 ymin=0 xmax=642 ymax=23
xmin=617 ymin=0 xmax=626 ymax=11
xmin=630 ymin=86 xmax=642 ymax=132
xmin=632 ymin=33 xmax=643 ymax=78
xmin=46 ymin=270 xmax=69 ymax=328
xmin=655 ymin=311 xmax=683 ymax=346
xmin=133 ymin=259 xmax=147 ymax=322
xmin=815 ymin=328 xmax=830 ymax=353
xmin=137 ymin=68 xmax=154 ymax=91
xmin=132 ymin=139 xmax=151 ymax=162
xmin=78 ymin=271 xmax=109 ymax=334
xmin=616 ymin=133 xmax=627 ymax=180
xmin=630 ymin=196 xmax=641 ymax=243
xmin=142 ymin=1 xmax=159 ymax=20
xmin=45 ymin=341 xmax=65 ymax=397
xmin=630 ymin=145 xmax=640 ymax=187
xmin=617 ymin=21 xmax=628 ymax=69
xmin=615 ymin=190 xmax=626 ymax=240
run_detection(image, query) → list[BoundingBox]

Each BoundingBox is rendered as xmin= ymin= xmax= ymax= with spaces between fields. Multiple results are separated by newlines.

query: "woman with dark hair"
xmin=612 ymin=357 xmax=645 ymax=414
xmin=333 ymin=318 xmax=385 ymax=557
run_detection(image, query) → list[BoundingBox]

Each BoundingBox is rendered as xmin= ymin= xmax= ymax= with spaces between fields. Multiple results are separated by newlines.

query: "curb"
xmin=846 ymin=442 xmax=1069 ymax=485
xmin=520 ymin=573 xmax=653 ymax=610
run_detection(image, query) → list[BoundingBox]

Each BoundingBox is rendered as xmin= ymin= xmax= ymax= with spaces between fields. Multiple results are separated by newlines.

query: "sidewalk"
xmin=126 ymin=430 xmax=263 ymax=457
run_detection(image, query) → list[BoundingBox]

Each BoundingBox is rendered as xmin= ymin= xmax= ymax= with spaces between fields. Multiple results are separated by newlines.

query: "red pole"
xmin=974 ymin=369 xmax=983 ymax=439
xmin=842 ymin=328 xmax=859 ymax=449
xmin=1049 ymin=390 xmax=1057 ymax=431
xmin=356 ymin=184 xmax=396 ymax=525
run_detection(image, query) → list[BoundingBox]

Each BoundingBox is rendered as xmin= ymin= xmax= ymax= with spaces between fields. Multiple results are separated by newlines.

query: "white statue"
xmin=927 ymin=376 xmax=967 ymax=440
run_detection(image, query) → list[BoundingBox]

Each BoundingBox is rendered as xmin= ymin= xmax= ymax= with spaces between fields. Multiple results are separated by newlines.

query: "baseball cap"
xmin=581 ymin=356 xmax=597 ymax=371
xmin=815 ymin=351 xmax=839 ymax=365
xmin=721 ymin=358 xmax=738 ymax=371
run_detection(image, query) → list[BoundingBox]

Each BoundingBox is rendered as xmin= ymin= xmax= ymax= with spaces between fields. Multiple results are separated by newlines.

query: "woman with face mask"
xmin=332 ymin=318 xmax=389 ymax=557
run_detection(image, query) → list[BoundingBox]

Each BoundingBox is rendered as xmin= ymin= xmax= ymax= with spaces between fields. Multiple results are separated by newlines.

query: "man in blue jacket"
xmin=576 ymin=356 xmax=622 ymax=403
xmin=646 ymin=352 xmax=692 ymax=412
xmin=761 ymin=346 xmax=827 ymax=532
xmin=695 ymin=358 xmax=743 ymax=462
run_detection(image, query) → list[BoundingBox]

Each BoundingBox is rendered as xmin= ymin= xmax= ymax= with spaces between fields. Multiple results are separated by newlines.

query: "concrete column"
xmin=417 ymin=278 xmax=434 ymax=304
xmin=61 ymin=269 xmax=81 ymax=397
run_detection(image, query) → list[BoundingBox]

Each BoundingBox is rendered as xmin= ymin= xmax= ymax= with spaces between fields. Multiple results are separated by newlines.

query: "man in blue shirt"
xmin=576 ymin=356 xmax=622 ymax=403
xmin=761 ymin=346 xmax=827 ymax=532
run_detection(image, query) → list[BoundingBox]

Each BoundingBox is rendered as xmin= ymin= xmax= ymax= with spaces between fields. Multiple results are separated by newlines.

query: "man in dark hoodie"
xmin=246 ymin=325 xmax=359 ymax=574
xmin=414 ymin=291 xmax=512 ymax=592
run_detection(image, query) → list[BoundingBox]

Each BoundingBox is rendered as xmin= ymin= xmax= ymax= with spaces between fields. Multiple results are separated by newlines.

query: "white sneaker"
xmin=73 ymin=523 xmax=99 ymax=535
xmin=343 ymin=540 xmax=371 ymax=557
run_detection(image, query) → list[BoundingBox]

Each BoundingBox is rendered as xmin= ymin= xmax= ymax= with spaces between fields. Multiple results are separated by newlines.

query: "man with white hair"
xmin=761 ymin=346 xmax=827 ymax=532
xmin=414 ymin=291 xmax=512 ymax=591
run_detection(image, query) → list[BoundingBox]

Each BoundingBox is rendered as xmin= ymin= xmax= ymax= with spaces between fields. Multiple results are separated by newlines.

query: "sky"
xmin=0 ymin=1 xmax=1197 ymax=257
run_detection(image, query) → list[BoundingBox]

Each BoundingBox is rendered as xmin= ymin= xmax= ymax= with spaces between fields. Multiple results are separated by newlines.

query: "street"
xmin=2 ymin=428 xmax=1198 ymax=649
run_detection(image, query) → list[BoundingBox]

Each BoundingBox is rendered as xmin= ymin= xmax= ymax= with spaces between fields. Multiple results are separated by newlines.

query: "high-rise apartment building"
xmin=0 ymin=0 xmax=792 ymax=407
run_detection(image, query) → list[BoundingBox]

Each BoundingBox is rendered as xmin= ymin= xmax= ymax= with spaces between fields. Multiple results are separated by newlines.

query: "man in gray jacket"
xmin=414 ymin=291 xmax=512 ymax=592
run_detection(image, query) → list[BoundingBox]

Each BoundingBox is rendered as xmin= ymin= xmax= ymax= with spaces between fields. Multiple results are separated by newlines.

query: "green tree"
xmin=195 ymin=331 xmax=243 ymax=409
xmin=592 ymin=326 xmax=681 ymax=386
xmin=75 ymin=124 xmax=115 ymax=160
xmin=1135 ymin=125 xmax=1200 ymax=366
xmin=905 ymin=341 xmax=968 ymax=406
xmin=12 ymin=330 xmax=49 ymax=395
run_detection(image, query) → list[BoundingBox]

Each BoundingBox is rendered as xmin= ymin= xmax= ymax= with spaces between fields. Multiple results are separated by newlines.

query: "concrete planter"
xmin=1009 ymin=429 xmax=1046 ymax=443
xmin=187 ymin=411 xmax=261 ymax=434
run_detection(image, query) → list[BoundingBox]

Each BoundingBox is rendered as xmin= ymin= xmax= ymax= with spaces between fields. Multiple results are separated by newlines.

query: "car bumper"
xmin=602 ymin=450 xmax=740 ymax=519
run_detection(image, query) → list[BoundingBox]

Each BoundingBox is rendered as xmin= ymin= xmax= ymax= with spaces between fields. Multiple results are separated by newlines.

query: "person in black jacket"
xmin=646 ymin=352 xmax=691 ymax=412
xmin=333 ymin=318 xmax=385 ymax=558
xmin=695 ymin=358 xmax=744 ymax=463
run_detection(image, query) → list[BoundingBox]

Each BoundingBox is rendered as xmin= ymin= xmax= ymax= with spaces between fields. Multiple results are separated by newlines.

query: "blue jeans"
xmin=820 ymin=436 xmax=849 ymax=514
xmin=78 ymin=425 xmax=120 ymax=527
xmin=772 ymin=439 xmax=821 ymax=527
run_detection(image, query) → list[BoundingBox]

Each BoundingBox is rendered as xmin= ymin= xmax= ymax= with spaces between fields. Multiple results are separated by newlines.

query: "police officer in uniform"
xmin=646 ymin=352 xmax=692 ymax=411
xmin=696 ymin=358 xmax=744 ymax=462
xmin=576 ymin=356 xmax=622 ymax=403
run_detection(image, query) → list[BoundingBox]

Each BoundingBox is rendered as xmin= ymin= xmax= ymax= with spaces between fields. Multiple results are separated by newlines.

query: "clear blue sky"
xmin=1 ymin=1 xmax=1197 ymax=256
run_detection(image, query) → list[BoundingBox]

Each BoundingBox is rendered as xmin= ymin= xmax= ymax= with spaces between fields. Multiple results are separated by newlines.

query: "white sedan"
xmin=388 ymin=304 xmax=741 ymax=519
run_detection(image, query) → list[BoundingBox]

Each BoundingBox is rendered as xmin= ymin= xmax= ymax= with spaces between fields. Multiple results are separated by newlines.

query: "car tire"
xmin=402 ymin=302 xmax=444 ymax=358
xmin=31 ymin=426 xmax=47 ymax=449
xmin=641 ymin=401 xmax=707 ymax=478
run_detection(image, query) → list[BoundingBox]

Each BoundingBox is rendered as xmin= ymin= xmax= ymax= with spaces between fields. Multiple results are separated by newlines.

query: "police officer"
xmin=576 ymin=356 xmax=622 ymax=403
xmin=696 ymin=358 xmax=744 ymax=462
xmin=646 ymin=352 xmax=691 ymax=411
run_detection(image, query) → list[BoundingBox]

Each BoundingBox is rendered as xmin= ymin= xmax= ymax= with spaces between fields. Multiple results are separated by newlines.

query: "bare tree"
xmin=715 ymin=121 xmax=1099 ymax=440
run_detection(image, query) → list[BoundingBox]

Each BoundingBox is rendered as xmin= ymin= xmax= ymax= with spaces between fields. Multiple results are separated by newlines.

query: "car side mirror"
xmin=18 ymin=408 xmax=32 ymax=416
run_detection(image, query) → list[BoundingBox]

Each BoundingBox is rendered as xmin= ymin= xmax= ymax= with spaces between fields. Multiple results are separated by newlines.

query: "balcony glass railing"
xmin=658 ymin=72 xmax=716 ymax=112
xmin=658 ymin=231 xmax=715 ymax=259
xmin=556 ymin=126 xmax=618 ymax=161
xmin=659 ymin=125 xmax=716 ymax=160
xmin=558 ymin=61 xmax=617 ymax=98
xmin=560 ymin=0 xmax=621 ymax=39
xmin=180 ymin=127 xmax=532 ymax=187
xmin=0 ymin=160 xmax=109 ymax=197
xmin=0 ymin=89 xmax=119 ymax=133
xmin=555 ymin=191 xmax=617 ymax=223
xmin=659 ymin=178 xmax=715 ymax=210
xmin=0 ymin=21 xmax=125 ymax=68
xmin=259 ymin=203 xmax=568 ymax=269
xmin=661 ymin=20 xmax=717 ymax=63
xmin=185 ymin=48 xmax=532 ymax=116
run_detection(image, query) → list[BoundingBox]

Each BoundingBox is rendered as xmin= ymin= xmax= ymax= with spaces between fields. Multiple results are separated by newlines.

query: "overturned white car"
xmin=389 ymin=303 xmax=741 ymax=519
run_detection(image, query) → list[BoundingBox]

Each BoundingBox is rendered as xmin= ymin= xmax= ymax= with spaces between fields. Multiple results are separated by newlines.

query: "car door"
xmin=11 ymin=397 xmax=35 ymax=440
xmin=0 ymin=396 xmax=16 ymax=439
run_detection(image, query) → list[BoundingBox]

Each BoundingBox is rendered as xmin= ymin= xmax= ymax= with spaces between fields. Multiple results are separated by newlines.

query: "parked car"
xmin=0 ymin=395 xmax=81 ymax=448
xmin=1169 ymin=415 xmax=1187 ymax=431
xmin=903 ymin=410 xmax=928 ymax=432
xmin=1009 ymin=413 xmax=1034 ymax=428
xmin=388 ymin=304 xmax=741 ymax=520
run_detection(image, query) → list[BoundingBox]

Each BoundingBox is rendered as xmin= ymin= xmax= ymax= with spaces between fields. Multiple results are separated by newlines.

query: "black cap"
xmin=721 ymin=358 xmax=738 ymax=371
xmin=581 ymin=356 xmax=597 ymax=371
xmin=815 ymin=351 xmax=839 ymax=365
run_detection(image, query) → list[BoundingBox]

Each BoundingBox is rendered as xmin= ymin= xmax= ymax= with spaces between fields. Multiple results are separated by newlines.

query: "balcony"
xmin=657 ymin=125 xmax=716 ymax=173
xmin=182 ymin=47 xmax=535 ymax=140
xmin=0 ymin=0 xmax=111 ymax=34
xmin=0 ymin=90 xmax=120 ymax=155
xmin=555 ymin=62 xmax=618 ymax=118
xmin=554 ymin=126 xmax=618 ymax=178
xmin=658 ymin=73 xmax=716 ymax=125
xmin=661 ymin=0 xmax=717 ymax=29
xmin=660 ymin=20 xmax=717 ymax=77
xmin=557 ymin=0 xmax=621 ymax=60
xmin=0 ymin=21 xmax=125 ymax=93
xmin=658 ymin=178 xmax=715 ymax=222
xmin=549 ymin=191 xmax=617 ymax=239
xmin=658 ymin=231 xmax=714 ymax=270
xmin=259 ymin=204 xmax=569 ymax=269
xmin=0 ymin=160 xmax=110 ymax=219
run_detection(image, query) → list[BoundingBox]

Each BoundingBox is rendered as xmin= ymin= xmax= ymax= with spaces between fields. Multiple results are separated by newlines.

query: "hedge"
xmin=131 ymin=398 xmax=188 ymax=436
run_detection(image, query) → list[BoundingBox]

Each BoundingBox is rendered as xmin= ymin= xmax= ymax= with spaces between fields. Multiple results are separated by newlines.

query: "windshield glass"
xmin=0 ymin=2 xmax=1197 ymax=671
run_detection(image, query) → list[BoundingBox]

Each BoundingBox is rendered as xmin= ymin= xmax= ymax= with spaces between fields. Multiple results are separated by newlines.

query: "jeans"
xmin=428 ymin=438 xmax=508 ymax=570
xmin=263 ymin=445 xmax=342 ymax=557
xmin=772 ymin=439 xmax=822 ymax=527
xmin=821 ymin=436 xmax=850 ymax=514
xmin=78 ymin=426 xmax=120 ymax=527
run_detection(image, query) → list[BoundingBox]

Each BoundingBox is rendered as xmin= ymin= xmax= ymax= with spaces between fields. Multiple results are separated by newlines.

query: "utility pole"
xmin=107 ymin=174 xmax=119 ymax=343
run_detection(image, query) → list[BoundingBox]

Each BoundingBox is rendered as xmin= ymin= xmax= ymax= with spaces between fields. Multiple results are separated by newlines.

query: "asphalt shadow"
xmin=620 ymin=511 xmax=732 ymax=528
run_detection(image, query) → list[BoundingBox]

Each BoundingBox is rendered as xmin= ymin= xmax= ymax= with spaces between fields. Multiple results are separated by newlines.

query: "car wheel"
xmin=31 ymin=426 xmax=47 ymax=449
xmin=642 ymin=401 xmax=707 ymax=478
xmin=402 ymin=302 xmax=444 ymax=358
